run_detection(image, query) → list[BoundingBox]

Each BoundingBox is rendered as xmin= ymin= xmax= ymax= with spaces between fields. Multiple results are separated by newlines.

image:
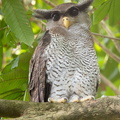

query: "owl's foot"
xmin=69 ymin=94 xmax=79 ymax=102
xmin=80 ymin=96 xmax=95 ymax=102
xmin=48 ymin=97 xmax=67 ymax=103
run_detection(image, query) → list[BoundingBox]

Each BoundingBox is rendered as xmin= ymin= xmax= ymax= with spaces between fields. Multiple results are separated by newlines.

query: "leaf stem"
xmin=0 ymin=26 xmax=8 ymax=31
xmin=101 ymin=20 xmax=120 ymax=52
xmin=93 ymin=36 xmax=120 ymax=63
xmin=101 ymin=73 xmax=120 ymax=95
xmin=42 ymin=0 xmax=56 ymax=7
xmin=92 ymin=32 xmax=120 ymax=41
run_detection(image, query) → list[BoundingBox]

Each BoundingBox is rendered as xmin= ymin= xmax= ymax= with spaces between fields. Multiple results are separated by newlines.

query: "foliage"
xmin=0 ymin=0 xmax=120 ymax=101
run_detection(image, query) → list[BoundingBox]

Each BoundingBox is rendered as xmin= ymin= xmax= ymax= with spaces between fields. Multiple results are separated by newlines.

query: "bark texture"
xmin=0 ymin=96 xmax=120 ymax=120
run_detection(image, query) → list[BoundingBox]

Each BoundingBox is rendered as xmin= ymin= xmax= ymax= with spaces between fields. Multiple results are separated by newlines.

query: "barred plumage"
xmin=29 ymin=0 xmax=100 ymax=103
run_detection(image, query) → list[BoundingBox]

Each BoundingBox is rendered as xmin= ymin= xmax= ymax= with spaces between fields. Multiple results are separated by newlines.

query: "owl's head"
xmin=34 ymin=0 xmax=93 ymax=30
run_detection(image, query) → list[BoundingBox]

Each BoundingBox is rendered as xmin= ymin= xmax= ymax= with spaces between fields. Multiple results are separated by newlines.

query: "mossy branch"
xmin=0 ymin=96 xmax=120 ymax=120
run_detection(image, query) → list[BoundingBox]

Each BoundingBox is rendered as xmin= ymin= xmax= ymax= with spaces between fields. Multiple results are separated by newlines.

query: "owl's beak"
xmin=62 ymin=17 xmax=73 ymax=29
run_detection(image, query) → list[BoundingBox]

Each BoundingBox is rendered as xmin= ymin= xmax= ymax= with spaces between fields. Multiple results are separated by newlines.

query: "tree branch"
xmin=93 ymin=36 xmax=120 ymax=63
xmin=91 ymin=32 xmax=120 ymax=41
xmin=1 ymin=96 xmax=120 ymax=120
xmin=101 ymin=20 xmax=120 ymax=52
xmin=101 ymin=74 xmax=120 ymax=95
xmin=0 ymin=99 xmax=29 ymax=118
xmin=42 ymin=0 xmax=56 ymax=7
xmin=0 ymin=26 xmax=8 ymax=31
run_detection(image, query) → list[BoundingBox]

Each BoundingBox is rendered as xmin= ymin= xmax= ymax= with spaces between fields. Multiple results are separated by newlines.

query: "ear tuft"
xmin=33 ymin=9 xmax=52 ymax=19
xmin=76 ymin=0 xmax=93 ymax=11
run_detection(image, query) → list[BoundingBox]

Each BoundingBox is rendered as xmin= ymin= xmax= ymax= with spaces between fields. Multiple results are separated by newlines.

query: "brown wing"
xmin=29 ymin=30 xmax=51 ymax=102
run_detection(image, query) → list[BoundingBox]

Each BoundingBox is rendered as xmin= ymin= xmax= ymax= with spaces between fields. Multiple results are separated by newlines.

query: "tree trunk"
xmin=0 ymin=96 xmax=120 ymax=120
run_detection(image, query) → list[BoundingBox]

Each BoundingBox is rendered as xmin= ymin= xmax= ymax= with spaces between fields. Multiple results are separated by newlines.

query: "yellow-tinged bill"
xmin=62 ymin=17 xmax=73 ymax=29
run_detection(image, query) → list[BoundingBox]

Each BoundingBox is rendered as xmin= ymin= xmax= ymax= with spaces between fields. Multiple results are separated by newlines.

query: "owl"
xmin=29 ymin=0 xmax=100 ymax=103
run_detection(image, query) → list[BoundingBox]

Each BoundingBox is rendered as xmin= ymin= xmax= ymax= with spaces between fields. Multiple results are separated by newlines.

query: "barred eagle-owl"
xmin=29 ymin=0 xmax=100 ymax=103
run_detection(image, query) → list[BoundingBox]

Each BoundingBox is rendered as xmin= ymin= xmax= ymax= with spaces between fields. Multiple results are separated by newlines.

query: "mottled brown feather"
xmin=29 ymin=30 xmax=51 ymax=102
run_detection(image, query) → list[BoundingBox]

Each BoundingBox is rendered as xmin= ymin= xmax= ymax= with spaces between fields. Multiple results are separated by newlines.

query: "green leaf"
xmin=0 ymin=47 xmax=34 ymax=100
xmin=0 ymin=68 xmax=28 ymax=100
xmin=0 ymin=68 xmax=28 ymax=89
xmin=109 ymin=0 xmax=120 ymax=26
xmin=0 ymin=39 xmax=2 ymax=69
xmin=92 ymin=0 xmax=106 ymax=8
xmin=93 ymin=0 xmax=111 ymax=24
xmin=0 ymin=89 xmax=24 ymax=100
xmin=0 ymin=20 xmax=6 ymax=69
xmin=3 ymin=29 xmax=17 ymax=48
xmin=18 ymin=49 xmax=34 ymax=70
xmin=1 ymin=59 xmax=16 ymax=74
xmin=0 ymin=19 xmax=6 ymax=39
xmin=2 ymin=0 xmax=34 ymax=46
xmin=11 ymin=56 xmax=19 ymax=69
xmin=102 ymin=59 xmax=119 ymax=82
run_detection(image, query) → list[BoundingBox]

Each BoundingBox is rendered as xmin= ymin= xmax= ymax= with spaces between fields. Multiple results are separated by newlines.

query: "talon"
xmin=80 ymin=96 xmax=95 ymax=102
xmin=48 ymin=98 xmax=54 ymax=103
xmin=48 ymin=98 xmax=67 ymax=103
xmin=58 ymin=98 xmax=67 ymax=103
xmin=69 ymin=94 xmax=79 ymax=102
xmin=71 ymin=99 xmax=79 ymax=103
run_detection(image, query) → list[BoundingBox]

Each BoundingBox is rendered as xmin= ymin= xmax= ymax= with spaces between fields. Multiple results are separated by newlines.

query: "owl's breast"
xmin=44 ymin=29 xmax=100 ymax=88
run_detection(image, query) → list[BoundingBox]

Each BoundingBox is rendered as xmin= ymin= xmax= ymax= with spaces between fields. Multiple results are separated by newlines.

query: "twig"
xmin=42 ymin=0 xmax=56 ymax=7
xmin=40 ymin=20 xmax=46 ymax=26
xmin=93 ymin=36 xmax=120 ymax=63
xmin=91 ymin=32 xmax=120 ymax=41
xmin=100 ymin=73 xmax=120 ymax=95
xmin=101 ymin=20 xmax=120 ymax=52
xmin=0 ymin=26 xmax=8 ymax=31
xmin=31 ymin=18 xmax=46 ymax=31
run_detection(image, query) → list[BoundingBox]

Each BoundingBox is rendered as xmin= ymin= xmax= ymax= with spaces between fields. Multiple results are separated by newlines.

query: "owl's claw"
xmin=70 ymin=98 xmax=79 ymax=102
xmin=80 ymin=96 xmax=95 ymax=102
xmin=48 ymin=96 xmax=95 ymax=103
xmin=69 ymin=94 xmax=79 ymax=102
xmin=48 ymin=97 xmax=67 ymax=103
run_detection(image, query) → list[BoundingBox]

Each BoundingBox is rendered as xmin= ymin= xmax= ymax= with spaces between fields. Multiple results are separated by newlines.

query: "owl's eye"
xmin=51 ymin=13 xmax=60 ymax=21
xmin=69 ymin=7 xmax=79 ymax=17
